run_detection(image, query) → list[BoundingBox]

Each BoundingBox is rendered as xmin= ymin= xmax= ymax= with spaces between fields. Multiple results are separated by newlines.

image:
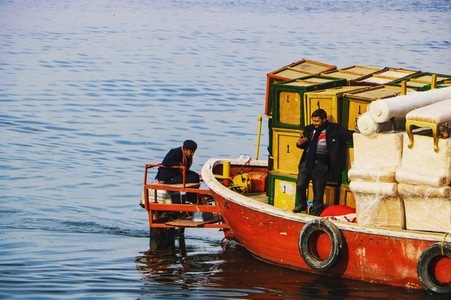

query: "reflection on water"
xmin=136 ymin=235 xmax=447 ymax=299
xmin=1 ymin=0 xmax=450 ymax=298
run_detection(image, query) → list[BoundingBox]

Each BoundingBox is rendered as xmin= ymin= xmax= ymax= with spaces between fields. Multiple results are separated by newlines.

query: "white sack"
xmin=395 ymin=133 xmax=451 ymax=187
xmin=398 ymin=183 xmax=451 ymax=198
xmin=349 ymin=181 xmax=398 ymax=196
xmin=395 ymin=168 xmax=449 ymax=188
xmin=352 ymin=132 xmax=403 ymax=167
xmin=348 ymin=168 xmax=396 ymax=183
xmin=398 ymin=183 xmax=450 ymax=233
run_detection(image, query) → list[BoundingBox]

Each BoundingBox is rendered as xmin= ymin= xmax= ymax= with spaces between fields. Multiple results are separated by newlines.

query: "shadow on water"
xmin=135 ymin=230 xmax=449 ymax=299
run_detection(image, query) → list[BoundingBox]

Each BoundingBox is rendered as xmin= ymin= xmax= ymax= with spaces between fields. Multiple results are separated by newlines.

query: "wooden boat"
xmin=201 ymin=157 xmax=450 ymax=294
xmin=198 ymin=59 xmax=451 ymax=294
xmin=142 ymin=59 xmax=450 ymax=294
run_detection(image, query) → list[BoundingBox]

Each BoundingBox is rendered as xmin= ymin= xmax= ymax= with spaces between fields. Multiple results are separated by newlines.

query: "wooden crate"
xmin=304 ymin=86 xmax=371 ymax=126
xmin=339 ymin=184 xmax=356 ymax=208
xmin=321 ymin=65 xmax=382 ymax=85
xmin=268 ymin=172 xmax=339 ymax=210
xmin=272 ymin=75 xmax=346 ymax=129
xmin=341 ymin=85 xmax=404 ymax=131
xmin=388 ymin=72 xmax=451 ymax=91
xmin=351 ymin=67 xmax=420 ymax=86
xmin=265 ymin=59 xmax=336 ymax=115
xmin=307 ymin=183 xmax=339 ymax=206
xmin=268 ymin=172 xmax=298 ymax=210
xmin=271 ymin=128 xmax=303 ymax=174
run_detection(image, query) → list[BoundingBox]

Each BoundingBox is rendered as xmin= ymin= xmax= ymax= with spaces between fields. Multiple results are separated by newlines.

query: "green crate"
xmin=268 ymin=171 xmax=340 ymax=209
xmin=272 ymin=75 xmax=347 ymax=129
xmin=321 ymin=65 xmax=382 ymax=85
xmin=351 ymin=67 xmax=420 ymax=86
xmin=265 ymin=59 xmax=336 ymax=116
xmin=388 ymin=72 xmax=451 ymax=91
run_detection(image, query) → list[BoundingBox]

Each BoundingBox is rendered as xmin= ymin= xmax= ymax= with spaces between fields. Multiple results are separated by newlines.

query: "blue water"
xmin=1 ymin=0 xmax=450 ymax=299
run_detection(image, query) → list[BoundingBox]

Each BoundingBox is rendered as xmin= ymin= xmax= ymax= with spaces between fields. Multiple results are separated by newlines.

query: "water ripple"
xmin=0 ymin=0 xmax=450 ymax=298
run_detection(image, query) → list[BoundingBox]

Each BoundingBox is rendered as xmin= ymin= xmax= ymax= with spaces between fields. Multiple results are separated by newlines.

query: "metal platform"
xmin=142 ymin=163 xmax=229 ymax=230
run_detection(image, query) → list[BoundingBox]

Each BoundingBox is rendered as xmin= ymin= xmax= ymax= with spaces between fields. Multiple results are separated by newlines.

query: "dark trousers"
xmin=166 ymin=170 xmax=200 ymax=204
xmin=296 ymin=161 xmax=328 ymax=216
xmin=165 ymin=170 xmax=200 ymax=184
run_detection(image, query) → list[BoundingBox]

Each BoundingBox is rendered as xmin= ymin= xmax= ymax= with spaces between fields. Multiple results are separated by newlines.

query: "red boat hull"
xmin=201 ymin=158 xmax=451 ymax=293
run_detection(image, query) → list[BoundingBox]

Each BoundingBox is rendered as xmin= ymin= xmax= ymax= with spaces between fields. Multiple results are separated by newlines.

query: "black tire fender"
xmin=298 ymin=218 xmax=344 ymax=271
xmin=417 ymin=242 xmax=451 ymax=294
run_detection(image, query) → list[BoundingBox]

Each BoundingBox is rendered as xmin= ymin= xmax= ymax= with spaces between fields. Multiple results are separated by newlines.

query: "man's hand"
xmin=298 ymin=134 xmax=308 ymax=145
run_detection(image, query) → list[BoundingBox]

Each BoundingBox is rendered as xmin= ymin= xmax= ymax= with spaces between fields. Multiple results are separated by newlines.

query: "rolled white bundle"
xmin=356 ymin=112 xmax=379 ymax=136
xmin=395 ymin=167 xmax=449 ymax=187
xmin=349 ymin=181 xmax=398 ymax=196
xmin=348 ymin=167 xmax=396 ymax=182
xmin=398 ymin=183 xmax=451 ymax=198
xmin=368 ymin=86 xmax=451 ymax=123
xmin=356 ymin=112 xmax=405 ymax=136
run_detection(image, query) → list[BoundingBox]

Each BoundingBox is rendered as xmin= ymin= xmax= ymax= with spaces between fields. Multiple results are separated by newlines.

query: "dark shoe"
xmin=310 ymin=206 xmax=325 ymax=216
xmin=292 ymin=205 xmax=308 ymax=213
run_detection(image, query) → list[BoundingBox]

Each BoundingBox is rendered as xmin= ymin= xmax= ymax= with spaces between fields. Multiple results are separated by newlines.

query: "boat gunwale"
xmin=201 ymin=157 xmax=451 ymax=243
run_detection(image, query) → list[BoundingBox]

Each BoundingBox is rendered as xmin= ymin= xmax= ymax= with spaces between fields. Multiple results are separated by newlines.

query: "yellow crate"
xmin=338 ymin=185 xmax=356 ymax=208
xmin=343 ymin=145 xmax=354 ymax=184
xmin=269 ymin=172 xmax=339 ymax=210
xmin=278 ymin=91 xmax=303 ymax=127
xmin=321 ymin=70 xmax=363 ymax=82
xmin=271 ymin=128 xmax=303 ymax=175
xmin=342 ymin=86 xmax=403 ymax=130
xmin=265 ymin=59 xmax=336 ymax=115
xmin=304 ymin=86 xmax=371 ymax=126
xmin=307 ymin=183 xmax=339 ymax=206
xmin=272 ymin=75 xmax=347 ymax=129
xmin=321 ymin=65 xmax=382 ymax=85
xmin=270 ymin=173 xmax=298 ymax=210
xmin=352 ymin=67 xmax=420 ymax=86
xmin=339 ymin=65 xmax=382 ymax=76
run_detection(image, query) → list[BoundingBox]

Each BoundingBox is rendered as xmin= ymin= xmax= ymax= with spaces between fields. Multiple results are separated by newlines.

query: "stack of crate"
xmin=265 ymin=59 xmax=336 ymax=116
xmin=321 ymin=65 xmax=382 ymax=86
xmin=351 ymin=67 xmax=420 ymax=86
xmin=265 ymin=59 xmax=348 ymax=210
xmin=387 ymin=72 xmax=451 ymax=91
xmin=264 ymin=60 xmax=432 ymax=211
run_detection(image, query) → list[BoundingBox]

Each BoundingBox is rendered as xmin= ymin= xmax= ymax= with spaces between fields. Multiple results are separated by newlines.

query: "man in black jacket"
xmin=156 ymin=140 xmax=199 ymax=203
xmin=292 ymin=109 xmax=353 ymax=216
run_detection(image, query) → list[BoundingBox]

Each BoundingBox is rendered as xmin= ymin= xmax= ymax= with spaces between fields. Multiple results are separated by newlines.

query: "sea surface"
xmin=1 ymin=0 xmax=450 ymax=299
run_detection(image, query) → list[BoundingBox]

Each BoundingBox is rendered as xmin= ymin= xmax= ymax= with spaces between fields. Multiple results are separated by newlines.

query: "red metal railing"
xmin=142 ymin=163 xmax=228 ymax=229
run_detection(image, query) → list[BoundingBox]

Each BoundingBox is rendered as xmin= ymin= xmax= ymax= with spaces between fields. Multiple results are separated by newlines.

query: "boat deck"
xmin=248 ymin=192 xmax=268 ymax=203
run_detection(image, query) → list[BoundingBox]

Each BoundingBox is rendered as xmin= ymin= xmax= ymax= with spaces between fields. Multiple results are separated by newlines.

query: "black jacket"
xmin=156 ymin=146 xmax=193 ymax=182
xmin=297 ymin=121 xmax=353 ymax=184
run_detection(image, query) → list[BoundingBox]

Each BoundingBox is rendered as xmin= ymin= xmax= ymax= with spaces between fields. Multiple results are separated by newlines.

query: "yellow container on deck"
xmin=265 ymin=59 xmax=337 ymax=115
xmin=271 ymin=128 xmax=303 ymax=174
xmin=304 ymin=86 xmax=371 ymax=126
xmin=342 ymin=85 xmax=406 ymax=131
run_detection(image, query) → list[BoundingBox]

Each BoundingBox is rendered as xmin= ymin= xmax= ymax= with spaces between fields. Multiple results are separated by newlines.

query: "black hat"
xmin=183 ymin=140 xmax=197 ymax=151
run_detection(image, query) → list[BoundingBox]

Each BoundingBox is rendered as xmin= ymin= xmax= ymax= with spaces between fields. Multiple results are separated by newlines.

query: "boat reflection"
xmin=136 ymin=234 xmax=448 ymax=299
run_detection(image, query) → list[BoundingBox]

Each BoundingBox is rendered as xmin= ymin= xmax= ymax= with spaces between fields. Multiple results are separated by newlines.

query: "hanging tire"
xmin=298 ymin=218 xmax=344 ymax=271
xmin=417 ymin=242 xmax=451 ymax=294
